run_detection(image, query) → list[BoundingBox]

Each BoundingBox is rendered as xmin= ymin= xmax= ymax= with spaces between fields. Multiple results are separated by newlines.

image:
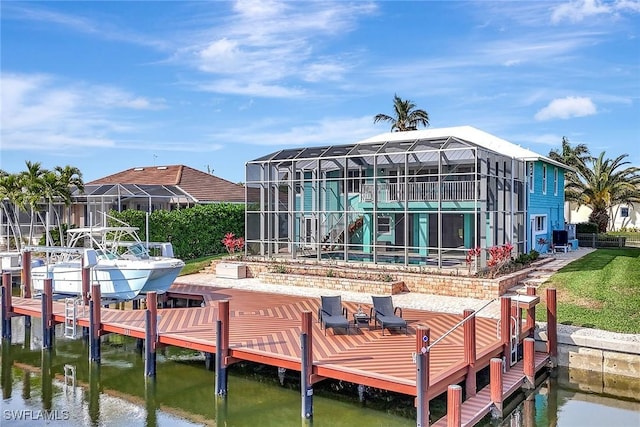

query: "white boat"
xmin=29 ymin=225 xmax=185 ymax=301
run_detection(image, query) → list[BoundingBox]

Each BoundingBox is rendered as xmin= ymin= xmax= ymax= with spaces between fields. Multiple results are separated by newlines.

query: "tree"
xmin=566 ymin=152 xmax=640 ymax=232
xmin=0 ymin=171 xmax=25 ymax=250
xmin=20 ymin=161 xmax=48 ymax=245
xmin=548 ymin=136 xmax=591 ymax=183
xmin=373 ymin=94 xmax=430 ymax=132
xmin=52 ymin=165 xmax=84 ymax=245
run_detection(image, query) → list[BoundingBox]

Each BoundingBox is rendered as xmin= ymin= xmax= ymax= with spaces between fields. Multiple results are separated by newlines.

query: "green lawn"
xmin=179 ymin=254 xmax=224 ymax=276
xmin=538 ymin=248 xmax=640 ymax=334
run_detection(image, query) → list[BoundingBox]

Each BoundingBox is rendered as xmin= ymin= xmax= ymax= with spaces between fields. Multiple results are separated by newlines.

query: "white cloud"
xmin=534 ymin=96 xmax=597 ymax=121
xmin=0 ymin=73 xmax=164 ymax=151
xmin=177 ymin=0 xmax=377 ymax=97
xmin=551 ymin=0 xmax=640 ymax=23
xmin=198 ymin=79 xmax=305 ymax=98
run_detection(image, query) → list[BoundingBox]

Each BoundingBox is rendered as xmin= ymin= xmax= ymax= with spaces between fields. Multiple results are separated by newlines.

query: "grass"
xmin=179 ymin=254 xmax=225 ymax=276
xmin=537 ymin=248 xmax=640 ymax=334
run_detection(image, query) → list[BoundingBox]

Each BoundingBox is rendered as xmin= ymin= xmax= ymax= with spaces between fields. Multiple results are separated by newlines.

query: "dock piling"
xmin=446 ymin=384 xmax=462 ymax=427
xmin=490 ymin=358 xmax=503 ymax=418
xmin=42 ymin=278 xmax=54 ymax=349
xmin=89 ymin=284 xmax=101 ymax=362
xmin=144 ymin=292 xmax=158 ymax=377
xmin=215 ymin=300 xmax=230 ymax=395
xmin=500 ymin=296 xmax=511 ymax=370
xmin=2 ymin=272 xmax=12 ymax=340
xmin=546 ymin=288 xmax=557 ymax=367
xmin=416 ymin=326 xmax=430 ymax=427
xmin=300 ymin=310 xmax=313 ymax=419
xmin=463 ymin=309 xmax=476 ymax=397
xmin=525 ymin=286 xmax=536 ymax=337
xmin=523 ymin=338 xmax=535 ymax=388
xmin=21 ymin=251 xmax=31 ymax=299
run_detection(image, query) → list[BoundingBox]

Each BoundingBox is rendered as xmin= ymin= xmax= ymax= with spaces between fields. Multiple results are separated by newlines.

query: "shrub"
xmin=576 ymin=222 xmax=598 ymax=233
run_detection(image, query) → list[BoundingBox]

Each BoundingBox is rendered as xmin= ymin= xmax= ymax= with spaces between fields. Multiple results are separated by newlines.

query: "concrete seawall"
xmin=536 ymin=323 xmax=640 ymax=381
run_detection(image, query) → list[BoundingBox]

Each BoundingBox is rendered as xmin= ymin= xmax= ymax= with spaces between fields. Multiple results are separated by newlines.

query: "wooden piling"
xmin=446 ymin=384 xmax=462 ymax=427
xmin=500 ymin=296 xmax=511 ymax=369
xmin=42 ymin=278 xmax=54 ymax=349
xmin=2 ymin=272 xmax=12 ymax=340
xmin=90 ymin=284 xmax=101 ymax=362
xmin=525 ymin=286 xmax=536 ymax=337
xmin=215 ymin=300 xmax=230 ymax=395
xmin=21 ymin=251 xmax=31 ymax=299
xmin=490 ymin=358 xmax=503 ymax=418
xmin=463 ymin=309 xmax=476 ymax=397
xmin=81 ymin=259 xmax=90 ymax=306
xmin=416 ymin=326 xmax=430 ymax=427
xmin=301 ymin=310 xmax=313 ymax=419
xmin=546 ymin=288 xmax=557 ymax=367
xmin=523 ymin=338 xmax=535 ymax=389
xmin=145 ymin=292 xmax=158 ymax=377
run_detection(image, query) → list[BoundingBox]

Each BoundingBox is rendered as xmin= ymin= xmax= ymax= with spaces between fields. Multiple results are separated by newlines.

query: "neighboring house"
xmin=69 ymin=164 xmax=247 ymax=227
xmin=566 ymin=202 xmax=640 ymax=231
xmin=245 ymin=126 xmax=570 ymax=269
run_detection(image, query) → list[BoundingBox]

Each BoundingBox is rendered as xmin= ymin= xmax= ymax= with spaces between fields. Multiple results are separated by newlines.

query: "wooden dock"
xmin=2 ymin=273 xmax=555 ymax=426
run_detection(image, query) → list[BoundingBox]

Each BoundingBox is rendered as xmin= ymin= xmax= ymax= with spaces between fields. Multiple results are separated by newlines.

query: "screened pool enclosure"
xmin=245 ymin=128 xmax=528 ymax=269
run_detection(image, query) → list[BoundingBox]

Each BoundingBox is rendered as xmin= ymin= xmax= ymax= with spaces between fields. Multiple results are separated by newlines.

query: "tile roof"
xmin=88 ymin=165 xmax=246 ymax=203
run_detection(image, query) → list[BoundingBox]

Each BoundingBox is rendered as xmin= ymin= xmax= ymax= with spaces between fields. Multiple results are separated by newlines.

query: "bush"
xmin=576 ymin=222 xmax=598 ymax=233
xmin=109 ymin=203 xmax=244 ymax=260
xmin=513 ymin=250 xmax=539 ymax=265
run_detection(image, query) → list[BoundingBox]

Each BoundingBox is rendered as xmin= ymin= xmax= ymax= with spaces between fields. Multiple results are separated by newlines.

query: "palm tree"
xmin=53 ymin=165 xmax=84 ymax=245
xmin=567 ymin=152 xmax=640 ymax=232
xmin=373 ymin=94 xmax=430 ymax=132
xmin=20 ymin=161 xmax=48 ymax=245
xmin=0 ymin=171 xmax=25 ymax=250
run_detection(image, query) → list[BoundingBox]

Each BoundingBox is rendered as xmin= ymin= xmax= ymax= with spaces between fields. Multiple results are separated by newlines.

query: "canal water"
xmin=2 ymin=318 xmax=639 ymax=426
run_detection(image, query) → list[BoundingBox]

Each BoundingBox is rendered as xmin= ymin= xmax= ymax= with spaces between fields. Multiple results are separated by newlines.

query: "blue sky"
xmin=1 ymin=0 xmax=639 ymax=184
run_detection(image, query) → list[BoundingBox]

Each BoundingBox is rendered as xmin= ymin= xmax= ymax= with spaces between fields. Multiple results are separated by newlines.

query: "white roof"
xmin=357 ymin=125 xmax=570 ymax=169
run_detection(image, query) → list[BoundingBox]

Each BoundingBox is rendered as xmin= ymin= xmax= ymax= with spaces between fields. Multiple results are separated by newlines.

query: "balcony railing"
xmin=360 ymin=181 xmax=476 ymax=203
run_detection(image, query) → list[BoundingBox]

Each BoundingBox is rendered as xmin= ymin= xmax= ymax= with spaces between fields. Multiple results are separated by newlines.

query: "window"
xmin=533 ymin=215 xmax=547 ymax=233
xmin=554 ymin=167 xmax=558 ymax=196
xmin=621 ymin=207 xmax=629 ymax=218
xmin=347 ymin=170 xmax=364 ymax=193
xmin=542 ymin=165 xmax=547 ymax=195
xmin=528 ymin=163 xmax=534 ymax=193
xmin=377 ymin=216 xmax=391 ymax=234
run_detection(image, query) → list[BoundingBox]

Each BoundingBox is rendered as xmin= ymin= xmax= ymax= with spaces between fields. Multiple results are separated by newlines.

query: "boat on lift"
xmin=28 ymin=224 xmax=184 ymax=301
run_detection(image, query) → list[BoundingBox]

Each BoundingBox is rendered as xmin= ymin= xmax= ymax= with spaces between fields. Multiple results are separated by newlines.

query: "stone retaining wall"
xmin=259 ymin=272 xmax=406 ymax=295
xmin=207 ymin=259 xmax=542 ymax=299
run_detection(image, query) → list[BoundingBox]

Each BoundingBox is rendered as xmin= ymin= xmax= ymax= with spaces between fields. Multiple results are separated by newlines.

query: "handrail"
xmin=427 ymin=297 xmax=498 ymax=351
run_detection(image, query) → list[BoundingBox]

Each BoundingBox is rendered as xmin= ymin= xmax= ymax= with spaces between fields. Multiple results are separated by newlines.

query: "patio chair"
xmin=318 ymin=296 xmax=349 ymax=335
xmin=370 ymin=296 xmax=407 ymax=335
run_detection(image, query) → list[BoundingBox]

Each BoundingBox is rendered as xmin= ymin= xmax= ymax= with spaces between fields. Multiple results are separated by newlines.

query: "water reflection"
xmin=489 ymin=369 xmax=640 ymax=427
xmin=1 ymin=317 xmax=638 ymax=427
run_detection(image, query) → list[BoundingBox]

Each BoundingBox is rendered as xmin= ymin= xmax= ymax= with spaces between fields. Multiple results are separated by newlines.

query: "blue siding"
xmin=527 ymin=161 xmax=566 ymax=252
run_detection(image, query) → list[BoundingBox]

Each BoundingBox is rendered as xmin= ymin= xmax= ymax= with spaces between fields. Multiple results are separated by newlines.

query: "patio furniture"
xmin=371 ymin=296 xmax=407 ymax=335
xmin=318 ymin=296 xmax=349 ymax=335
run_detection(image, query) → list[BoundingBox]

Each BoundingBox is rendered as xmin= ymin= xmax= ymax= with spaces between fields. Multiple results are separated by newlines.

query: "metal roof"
xmin=247 ymin=125 xmax=571 ymax=170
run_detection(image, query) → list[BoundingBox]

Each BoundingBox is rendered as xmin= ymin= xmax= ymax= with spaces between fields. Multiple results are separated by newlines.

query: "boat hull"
xmin=31 ymin=259 xmax=184 ymax=301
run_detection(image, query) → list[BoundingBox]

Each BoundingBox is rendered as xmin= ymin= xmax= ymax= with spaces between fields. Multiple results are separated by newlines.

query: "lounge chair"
xmin=318 ymin=296 xmax=349 ymax=335
xmin=371 ymin=296 xmax=407 ymax=335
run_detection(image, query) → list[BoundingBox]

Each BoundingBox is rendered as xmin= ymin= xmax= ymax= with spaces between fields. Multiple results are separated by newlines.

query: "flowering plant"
xmin=465 ymin=247 xmax=482 ymax=273
xmin=222 ymin=232 xmax=244 ymax=255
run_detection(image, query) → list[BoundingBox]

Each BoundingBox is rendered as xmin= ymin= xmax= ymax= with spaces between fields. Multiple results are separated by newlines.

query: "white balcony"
xmin=360 ymin=181 xmax=476 ymax=203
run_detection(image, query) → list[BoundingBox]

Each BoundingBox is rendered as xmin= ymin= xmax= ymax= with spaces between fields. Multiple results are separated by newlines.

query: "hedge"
xmin=109 ymin=203 xmax=244 ymax=260
xmin=576 ymin=222 xmax=599 ymax=233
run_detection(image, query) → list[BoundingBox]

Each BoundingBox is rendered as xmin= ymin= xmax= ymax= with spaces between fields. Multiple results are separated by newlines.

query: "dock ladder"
xmin=64 ymin=297 xmax=79 ymax=339
xmin=64 ymin=364 xmax=76 ymax=391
